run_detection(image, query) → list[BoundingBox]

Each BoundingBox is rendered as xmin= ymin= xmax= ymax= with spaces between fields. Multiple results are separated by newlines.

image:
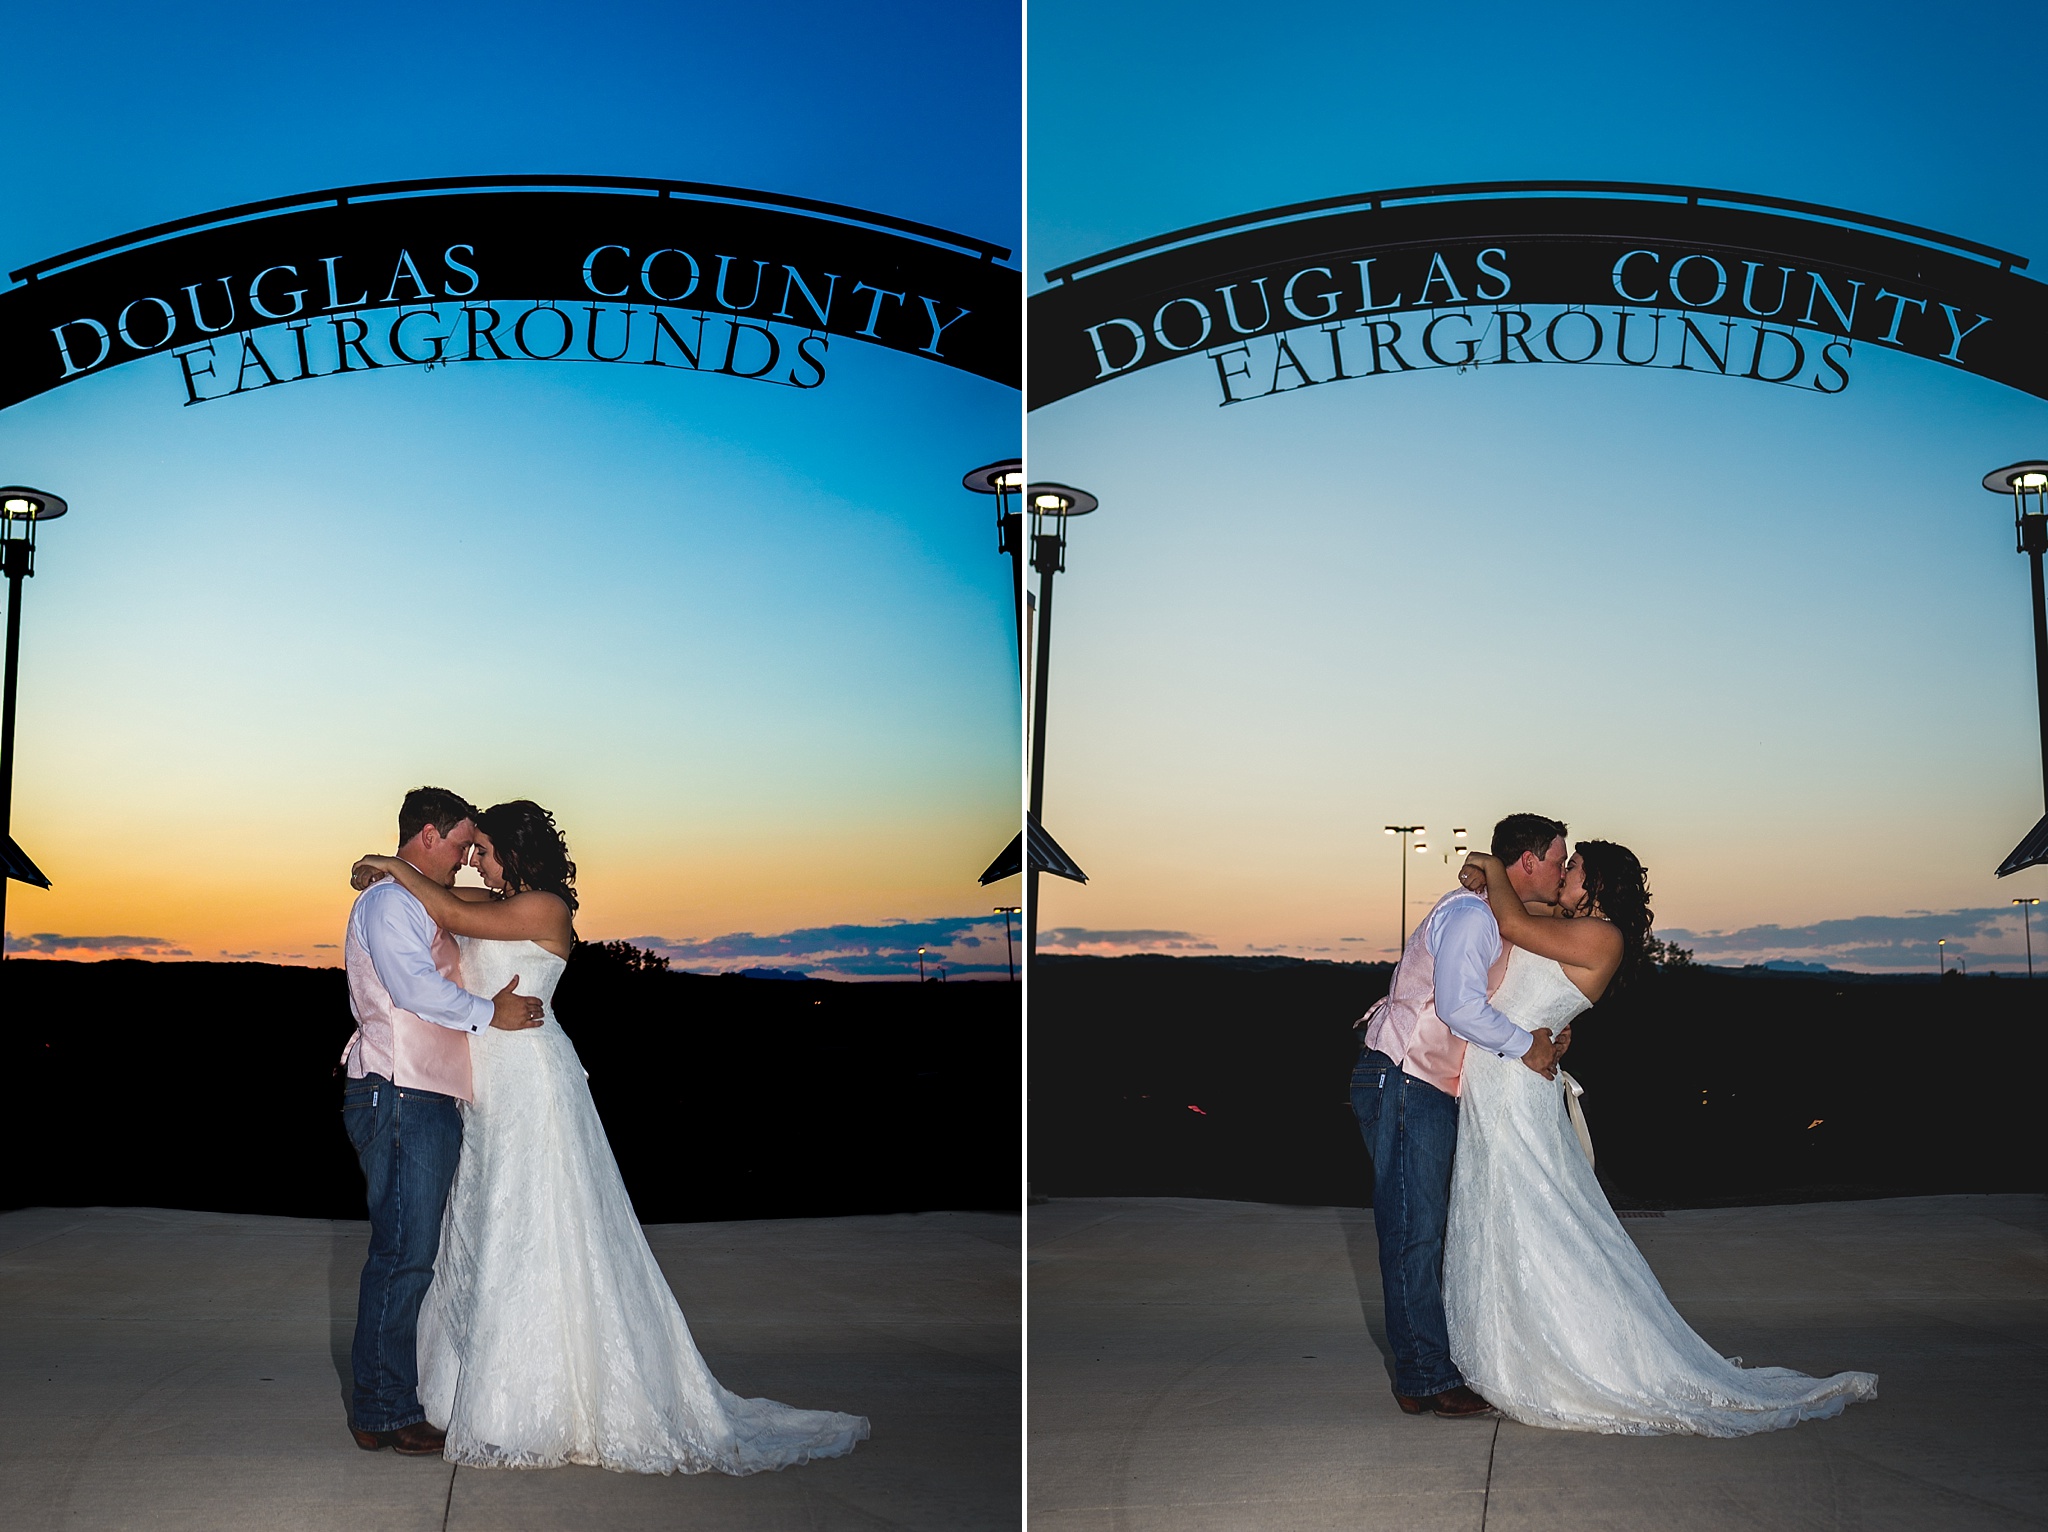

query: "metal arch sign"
xmin=1026 ymin=181 xmax=2048 ymax=410
xmin=0 ymin=175 xmax=1019 ymax=410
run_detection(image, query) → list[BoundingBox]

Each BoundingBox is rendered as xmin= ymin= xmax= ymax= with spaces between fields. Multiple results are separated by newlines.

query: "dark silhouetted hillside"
xmin=1029 ymin=954 xmax=2044 ymax=1208
xmin=0 ymin=950 xmax=1019 ymax=1222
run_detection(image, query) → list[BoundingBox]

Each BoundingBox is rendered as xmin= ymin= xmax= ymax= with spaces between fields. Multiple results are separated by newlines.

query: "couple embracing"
xmin=339 ymin=786 xmax=868 ymax=1471
xmin=1353 ymin=813 xmax=1878 ymax=1436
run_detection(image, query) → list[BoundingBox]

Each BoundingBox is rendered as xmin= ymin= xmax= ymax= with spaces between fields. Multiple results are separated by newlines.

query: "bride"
xmin=1445 ymin=842 xmax=1877 ymax=1436
xmin=352 ymin=800 xmax=869 ymax=1473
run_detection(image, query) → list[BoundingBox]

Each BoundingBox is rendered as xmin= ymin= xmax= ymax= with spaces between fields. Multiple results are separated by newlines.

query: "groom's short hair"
xmin=1492 ymin=813 xmax=1567 ymax=864
xmin=398 ymin=786 xmax=479 ymax=845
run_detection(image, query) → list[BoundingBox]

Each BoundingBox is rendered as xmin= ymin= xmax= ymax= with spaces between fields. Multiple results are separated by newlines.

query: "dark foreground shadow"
xmin=326 ymin=1223 xmax=362 ymax=1413
xmin=1339 ymin=1207 xmax=1396 ymax=1388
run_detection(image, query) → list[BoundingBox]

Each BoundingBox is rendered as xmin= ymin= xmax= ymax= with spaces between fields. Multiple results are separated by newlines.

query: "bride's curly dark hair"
xmin=1576 ymin=839 xmax=1652 ymax=983
xmin=476 ymin=799 xmax=579 ymax=913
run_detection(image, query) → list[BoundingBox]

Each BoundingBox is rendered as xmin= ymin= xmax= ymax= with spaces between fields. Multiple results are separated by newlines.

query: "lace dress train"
xmin=1443 ymin=946 xmax=1877 ymax=1436
xmin=418 ymin=938 xmax=869 ymax=1472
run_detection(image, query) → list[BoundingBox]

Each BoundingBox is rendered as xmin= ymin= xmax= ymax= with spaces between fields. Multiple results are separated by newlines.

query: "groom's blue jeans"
xmin=1350 ymin=1047 xmax=1463 ymax=1398
xmin=340 ymin=1072 xmax=462 ymax=1433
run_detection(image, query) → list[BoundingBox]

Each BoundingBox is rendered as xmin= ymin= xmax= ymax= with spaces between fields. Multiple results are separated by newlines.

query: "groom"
xmin=1351 ymin=812 xmax=1569 ymax=1418
xmin=337 ymin=785 xmax=544 ymax=1455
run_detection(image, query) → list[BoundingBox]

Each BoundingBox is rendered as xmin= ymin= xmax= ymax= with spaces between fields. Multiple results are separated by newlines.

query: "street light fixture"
xmin=1984 ymin=462 xmax=2048 ymax=875
xmin=962 ymin=459 xmax=1024 ymax=689
xmin=1024 ymin=482 xmax=1098 ymax=971
xmin=1937 ymin=937 xmax=1948 ymax=976
xmin=2014 ymin=898 xmax=2040 ymax=978
xmin=1385 ymin=825 xmax=1425 ymax=950
xmin=0 ymin=486 xmax=67 ymax=962
xmin=994 ymin=905 xmax=1020 ymax=981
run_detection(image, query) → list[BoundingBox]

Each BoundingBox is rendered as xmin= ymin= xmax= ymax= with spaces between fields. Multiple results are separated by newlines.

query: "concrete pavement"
xmin=0 ymin=1204 xmax=1019 ymax=1531
xmin=1028 ymin=1195 xmax=2048 ymax=1531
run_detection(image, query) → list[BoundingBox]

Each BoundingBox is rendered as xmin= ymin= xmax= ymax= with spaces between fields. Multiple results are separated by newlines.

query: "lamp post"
xmin=0 ymin=487 xmax=67 ymax=962
xmin=918 ymin=945 xmax=927 ymax=984
xmin=1938 ymin=937 xmax=1948 ymax=976
xmin=962 ymin=460 xmax=1025 ymax=689
xmin=2015 ymin=898 xmax=2040 ymax=978
xmin=1984 ymin=463 xmax=2048 ymax=810
xmin=994 ymin=905 xmax=1020 ymax=981
xmin=1025 ymin=482 xmax=1098 ymax=969
xmin=1384 ymin=825 xmax=1426 ymax=950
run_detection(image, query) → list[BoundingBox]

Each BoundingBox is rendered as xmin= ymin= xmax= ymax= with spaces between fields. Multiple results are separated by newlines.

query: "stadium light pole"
xmin=1025 ymin=483 xmax=1098 ymax=969
xmin=1385 ymin=825 xmax=1426 ymax=950
xmin=0 ymin=487 xmax=67 ymax=963
xmin=963 ymin=460 xmax=1025 ymax=690
xmin=2015 ymin=898 xmax=2040 ymax=978
xmin=995 ymin=905 xmax=1020 ymax=980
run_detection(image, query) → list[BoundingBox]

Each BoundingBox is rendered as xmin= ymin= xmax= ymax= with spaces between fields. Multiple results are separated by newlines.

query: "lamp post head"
xmin=0 ymin=486 xmax=68 ymax=579
xmin=965 ymin=459 xmax=1024 ymax=555
xmin=1025 ymin=482 xmax=1098 ymax=576
xmin=1983 ymin=461 xmax=2048 ymax=555
xmin=962 ymin=460 xmax=1023 ymax=497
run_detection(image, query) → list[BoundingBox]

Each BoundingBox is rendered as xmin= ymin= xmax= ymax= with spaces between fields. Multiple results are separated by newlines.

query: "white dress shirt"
xmin=1427 ymin=893 xmax=1534 ymax=1060
xmin=350 ymin=878 xmax=493 ymax=1034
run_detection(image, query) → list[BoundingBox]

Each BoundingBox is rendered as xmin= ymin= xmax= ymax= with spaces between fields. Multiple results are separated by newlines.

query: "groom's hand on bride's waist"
xmin=1520 ymin=1028 xmax=1559 ymax=1079
xmin=490 ymin=976 xmax=546 ymax=1030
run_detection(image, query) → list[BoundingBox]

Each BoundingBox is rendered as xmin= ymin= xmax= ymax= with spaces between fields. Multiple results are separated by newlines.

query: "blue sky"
xmin=1026 ymin=0 xmax=2048 ymax=971
xmin=0 ymin=0 xmax=1022 ymax=977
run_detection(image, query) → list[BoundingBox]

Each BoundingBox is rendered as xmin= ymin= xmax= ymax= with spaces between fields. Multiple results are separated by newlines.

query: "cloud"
xmin=1036 ymin=927 xmax=1219 ymax=954
xmin=624 ymin=914 xmax=1023 ymax=980
xmin=1663 ymin=906 xmax=2033 ymax=970
xmin=5 ymin=932 xmax=192 ymax=958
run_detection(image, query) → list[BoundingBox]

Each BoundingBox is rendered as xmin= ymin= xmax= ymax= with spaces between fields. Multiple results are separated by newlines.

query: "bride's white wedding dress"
xmin=417 ymin=936 xmax=870 ymax=1472
xmin=1443 ymin=944 xmax=1878 ymax=1436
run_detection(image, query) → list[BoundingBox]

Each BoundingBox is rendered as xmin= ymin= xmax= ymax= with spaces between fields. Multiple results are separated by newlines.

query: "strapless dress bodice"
xmin=1491 ymin=943 xmax=1593 ymax=1035
xmin=456 ymin=936 xmax=568 ymax=1011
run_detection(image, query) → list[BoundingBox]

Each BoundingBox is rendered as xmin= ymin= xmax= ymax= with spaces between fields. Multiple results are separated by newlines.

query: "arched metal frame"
xmin=0 ymin=175 xmax=1019 ymax=412
xmin=1028 ymin=180 xmax=2044 ymax=409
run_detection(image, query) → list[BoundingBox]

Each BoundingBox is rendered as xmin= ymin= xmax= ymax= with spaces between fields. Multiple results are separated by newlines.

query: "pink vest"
xmin=1360 ymin=889 xmax=1505 ymax=1099
xmin=340 ymin=893 xmax=474 ymax=1101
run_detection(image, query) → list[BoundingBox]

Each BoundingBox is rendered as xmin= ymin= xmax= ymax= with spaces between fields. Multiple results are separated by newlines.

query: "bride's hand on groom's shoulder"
xmin=350 ymin=854 xmax=394 ymax=891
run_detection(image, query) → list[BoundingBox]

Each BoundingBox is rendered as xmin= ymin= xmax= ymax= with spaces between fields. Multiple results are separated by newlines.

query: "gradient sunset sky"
xmin=1028 ymin=0 xmax=2048 ymax=971
xmin=0 ymin=0 xmax=1021 ymax=977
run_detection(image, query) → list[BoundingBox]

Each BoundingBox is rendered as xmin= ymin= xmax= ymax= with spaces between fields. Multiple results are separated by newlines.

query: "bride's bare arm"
xmin=351 ymin=854 xmax=574 ymax=951
xmin=1463 ymin=853 xmax=1622 ymax=975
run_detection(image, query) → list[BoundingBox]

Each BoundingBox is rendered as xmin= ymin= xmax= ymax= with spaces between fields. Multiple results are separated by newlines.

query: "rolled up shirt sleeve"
xmin=1428 ymin=897 xmax=1534 ymax=1060
xmin=361 ymin=884 xmax=494 ymax=1034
